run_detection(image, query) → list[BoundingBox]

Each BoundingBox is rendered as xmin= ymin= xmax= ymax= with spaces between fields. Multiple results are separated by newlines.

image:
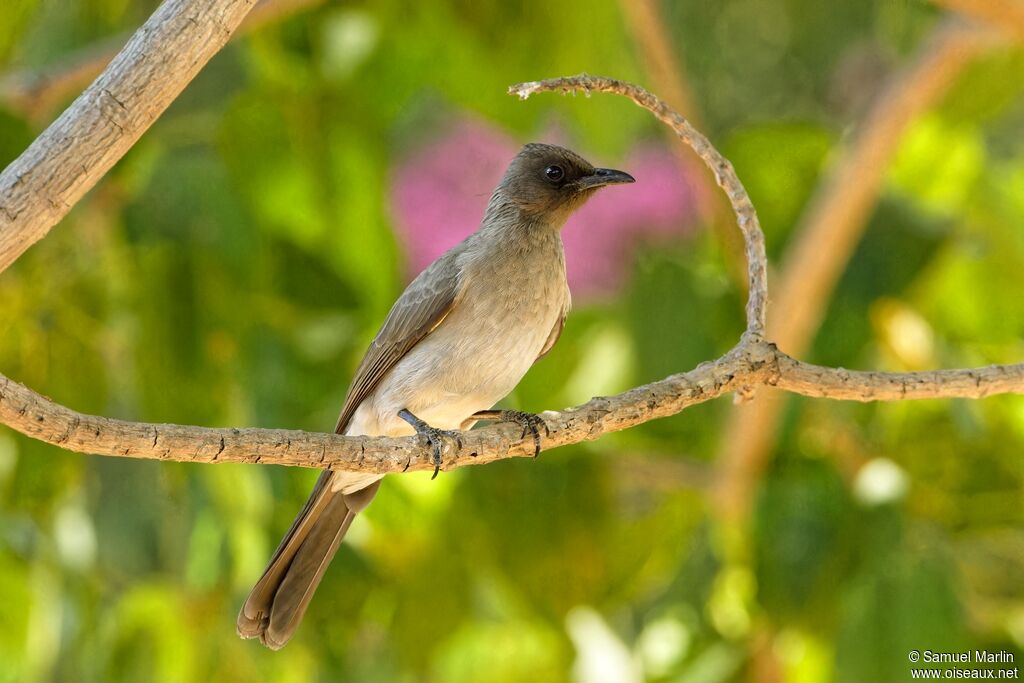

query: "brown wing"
xmin=334 ymin=248 xmax=463 ymax=434
xmin=536 ymin=310 xmax=567 ymax=361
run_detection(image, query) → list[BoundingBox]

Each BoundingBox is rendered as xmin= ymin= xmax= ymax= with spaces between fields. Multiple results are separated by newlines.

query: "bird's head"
xmin=495 ymin=143 xmax=635 ymax=225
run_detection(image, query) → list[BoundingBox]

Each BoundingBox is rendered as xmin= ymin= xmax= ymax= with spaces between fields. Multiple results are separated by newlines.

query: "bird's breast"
xmin=357 ymin=239 xmax=569 ymax=435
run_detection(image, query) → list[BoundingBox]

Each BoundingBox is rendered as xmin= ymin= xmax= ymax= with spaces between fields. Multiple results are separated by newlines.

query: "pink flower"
xmin=390 ymin=118 xmax=699 ymax=298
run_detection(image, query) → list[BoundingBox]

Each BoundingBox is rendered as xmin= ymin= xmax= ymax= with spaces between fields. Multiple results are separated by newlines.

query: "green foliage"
xmin=722 ymin=123 xmax=832 ymax=257
xmin=754 ymin=456 xmax=854 ymax=624
xmin=1 ymin=1 xmax=1023 ymax=681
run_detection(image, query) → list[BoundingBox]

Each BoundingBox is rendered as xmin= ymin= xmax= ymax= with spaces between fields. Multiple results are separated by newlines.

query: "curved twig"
xmin=0 ymin=67 xmax=1020 ymax=476
xmin=510 ymin=74 xmax=769 ymax=336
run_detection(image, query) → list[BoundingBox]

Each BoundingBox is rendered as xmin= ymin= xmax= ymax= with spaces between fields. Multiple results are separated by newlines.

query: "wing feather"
xmin=334 ymin=249 xmax=463 ymax=434
xmin=536 ymin=310 xmax=566 ymax=361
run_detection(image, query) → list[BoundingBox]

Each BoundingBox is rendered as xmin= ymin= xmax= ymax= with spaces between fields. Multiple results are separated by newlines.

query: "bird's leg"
xmin=471 ymin=409 xmax=549 ymax=457
xmin=397 ymin=409 xmax=463 ymax=480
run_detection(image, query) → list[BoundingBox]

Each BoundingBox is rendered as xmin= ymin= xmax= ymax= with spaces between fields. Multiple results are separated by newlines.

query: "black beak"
xmin=577 ymin=167 xmax=636 ymax=190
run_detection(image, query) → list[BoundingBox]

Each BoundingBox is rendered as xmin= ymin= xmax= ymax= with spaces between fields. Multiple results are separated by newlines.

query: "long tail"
xmin=237 ymin=471 xmax=381 ymax=649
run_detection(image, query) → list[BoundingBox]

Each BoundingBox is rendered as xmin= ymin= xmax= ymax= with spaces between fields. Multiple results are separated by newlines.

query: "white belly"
xmin=330 ymin=232 xmax=569 ymax=495
xmin=354 ymin=291 xmax=561 ymax=436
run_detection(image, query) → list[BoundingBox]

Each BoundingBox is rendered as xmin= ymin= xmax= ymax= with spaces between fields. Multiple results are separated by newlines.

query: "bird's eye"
xmin=544 ymin=165 xmax=564 ymax=183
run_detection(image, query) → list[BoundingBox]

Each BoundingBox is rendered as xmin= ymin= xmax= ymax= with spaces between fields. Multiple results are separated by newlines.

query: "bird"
xmin=237 ymin=142 xmax=634 ymax=649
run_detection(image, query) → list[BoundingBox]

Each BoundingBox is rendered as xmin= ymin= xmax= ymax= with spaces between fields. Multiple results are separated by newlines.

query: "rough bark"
xmin=0 ymin=0 xmax=258 ymax=272
xmin=0 ymin=36 xmax=1020 ymax=477
xmin=0 ymin=0 xmax=325 ymax=121
xmin=3 ymin=342 xmax=1019 ymax=474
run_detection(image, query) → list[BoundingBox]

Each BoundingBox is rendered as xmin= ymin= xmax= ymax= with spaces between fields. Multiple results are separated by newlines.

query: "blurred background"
xmin=1 ymin=1 xmax=1023 ymax=681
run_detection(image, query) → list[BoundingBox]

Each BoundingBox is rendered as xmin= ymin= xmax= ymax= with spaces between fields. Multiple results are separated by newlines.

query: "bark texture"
xmin=0 ymin=0 xmax=258 ymax=272
xmin=0 ymin=40 xmax=1021 ymax=476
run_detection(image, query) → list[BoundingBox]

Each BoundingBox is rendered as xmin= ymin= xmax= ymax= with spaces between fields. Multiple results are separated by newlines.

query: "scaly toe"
xmin=424 ymin=428 xmax=462 ymax=479
xmin=500 ymin=410 xmax=548 ymax=456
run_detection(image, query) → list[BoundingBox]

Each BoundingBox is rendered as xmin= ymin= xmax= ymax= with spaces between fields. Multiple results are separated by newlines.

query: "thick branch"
xmin=2 ymin=343 xmax=1020 ymax=472
xmin=0 ymin=0 xmax=258 ymax=274
xmin=0 ymin=347 xmax=765 ymax=472
xmin=0 ymin=0 xmax=323 ymax=121
xmin=0 ymin=67 xmax=1020 ymax=475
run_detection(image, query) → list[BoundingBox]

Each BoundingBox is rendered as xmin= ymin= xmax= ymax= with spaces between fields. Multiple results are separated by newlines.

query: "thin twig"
xmin=510 ymin=74 xmax=770 ymax=336
xmin=0 ymin=69 xmax=1020 ymax=474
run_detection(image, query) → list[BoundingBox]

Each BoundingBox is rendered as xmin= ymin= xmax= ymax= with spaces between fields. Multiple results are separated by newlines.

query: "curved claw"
xmin=474 ymin=409 xmax=549 ymax=457
xmin=398 ymin=408 xmax=463 ymax=479
xmin=424 ymin=429 xmax=462 ymax=479
xmin=426 ymin=430 xmax=461 ymax=479
xmin=517 ymin=413 xmax=547 ymax=457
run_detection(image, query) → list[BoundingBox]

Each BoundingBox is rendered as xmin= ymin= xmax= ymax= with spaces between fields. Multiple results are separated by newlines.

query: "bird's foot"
xmin=398 ymin=409 xmax=462 ymax=479
xmin=472 ymin=409 xmax=549 ymax=457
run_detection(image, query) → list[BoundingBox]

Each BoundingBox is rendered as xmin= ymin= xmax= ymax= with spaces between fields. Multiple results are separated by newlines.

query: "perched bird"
xmin=237 ymin=142 xmax=634 ymax=649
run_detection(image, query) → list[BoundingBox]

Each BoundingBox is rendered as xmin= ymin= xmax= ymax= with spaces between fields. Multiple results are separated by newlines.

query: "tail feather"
xmin=237 ymin=472 xmax=381 ymax=649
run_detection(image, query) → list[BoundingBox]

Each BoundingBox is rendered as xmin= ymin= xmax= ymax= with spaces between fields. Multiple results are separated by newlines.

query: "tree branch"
xmin=0 ymin=0 xmax=324 ymax=121
xmin=3 ymin=342 xmax=1020 ymax=473
xmin=0 ymin=0 xmax=259 ymax=274
xmin=0 ymin=66 xmax=1020 ymax=475
xmin=0 ymin=346 xmax=763 ymax=472
xmin=774 ymin=355 xmax=1024 ymax=401
xmin=510 ymin=74 xmax=770 ymax=336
